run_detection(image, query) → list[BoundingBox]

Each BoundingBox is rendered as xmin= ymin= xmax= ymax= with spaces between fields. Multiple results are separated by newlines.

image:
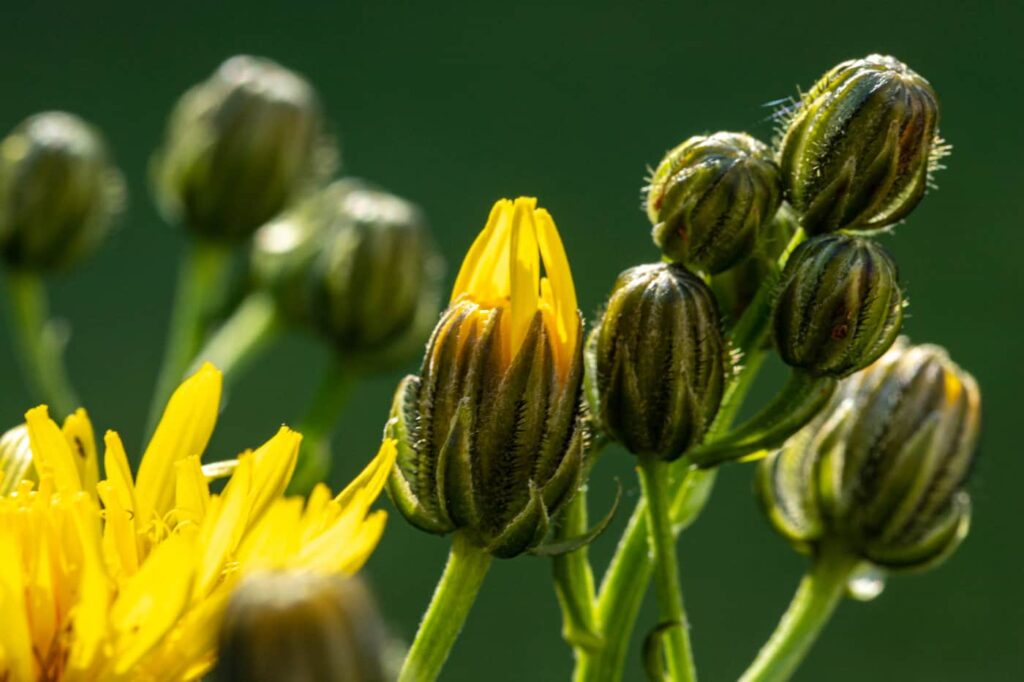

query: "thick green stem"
xmin=739 ymin=544 xmax=858 ymax=682
xmin=147 ymin=239 xmax=233 ymax=434
xmin=287 ymin=361 xmax=357 ymax=495
xmin=399 ymin=532 xmax=492 ymax=682
xmin=4 ymin=270 xmax=79 ymax=418
xmin=188 ymin=291 xmax=282 ymax=384
xmin=638 ymin=455 xmax=696 ymax=682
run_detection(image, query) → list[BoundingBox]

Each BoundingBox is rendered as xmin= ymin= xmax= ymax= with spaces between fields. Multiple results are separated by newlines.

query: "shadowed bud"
xmin=216 ymin=571 xmax=388 ymax=682
xmin=646 ymin=132 xmax=782 ymax=274
xmin=780 ymin=54 xmax=943 ymax=234
xmin=153 ymin=55 xmax=335 ymax=241
xmin=0 ymin=112 xmax=125 ymax=270
xmin=0 ymin=425 xmax=33 ymax=495
xmin=386 ymin=198 xmax=586 ymax=558
xmin=757 ymin=338 xmax=980 ymax=572
xmin=589 ymin=263 xmax=728 ymax=461
xmin=773 ymin=234 xmax=902 ymax=377
xmin=252 ymin=179 xmax=444 ymax=369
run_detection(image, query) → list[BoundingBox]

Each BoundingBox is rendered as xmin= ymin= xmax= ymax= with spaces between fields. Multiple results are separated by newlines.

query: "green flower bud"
xmin=0 ymin=425 xmax=33 ymax=495
xmin=757 ymin=338 xmax=980 ymax=571
xmin=251 ymin=179 xmax=444 ymax=369
xmin=646 ymin=132 xmax=782 ymax=274
xmin=0 ymin=112 xmax=125 ymax=270
xmin=773 ymin=234 xmax=903 ymax=378
xmin=589 ymin=263 xmax=728 ymax=461
xmin=387 ymin=198 xmax=586 ymax=558
xmin=153 ymin=55 xmax=335 ymax=241
xmin=216 ymin=571 xmax=388 ymax=682
xmin=780 ymin=54 xmax=944 ymax=234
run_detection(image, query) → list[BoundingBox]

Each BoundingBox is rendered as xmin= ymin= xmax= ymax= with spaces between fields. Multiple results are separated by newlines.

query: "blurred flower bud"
xmin=0 ymin=112 xmax=125 ymax=270
xmin=757 ymin=337 xmax=980 ymax=571
xmin=153 ymin=55 xmax=335 ymax=241
xmin=387 ymin=198 xmax=586 ymax=558
xmin=773 ymin=234 xmax=903 ymax=378
xmin=780 ymin=54 xmax=944 ymax=235
xmin=0 ymin=425 xmax=33 ymax=495
xmin=646 ymin=132 xmax=782 ymax=274
xmin=216 ymin=571 xmax=388 ymax=682
xmin=252 ymin=179 xmax=444 ymax=369
xmin=589 ymin=262 xmax=728 ymax=461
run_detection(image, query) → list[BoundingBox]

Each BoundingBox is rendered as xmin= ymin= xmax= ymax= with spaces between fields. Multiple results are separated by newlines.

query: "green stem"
xmin=147 ymin=239 xmax=233 ymax=434
xmin=739 ymin=544 xmax=858 ymax=682
xmin=187 ymin=291 xmax=283 ymax=385
xmin=287 ymin=360 xmax=357 ymax=495
xmin=4 ymin=270 xmax=80 ymax=418
xmin=638 ymin=455 xmax=696 ymax=682
xmin=399 ymin=531 xmax=493 ymax=682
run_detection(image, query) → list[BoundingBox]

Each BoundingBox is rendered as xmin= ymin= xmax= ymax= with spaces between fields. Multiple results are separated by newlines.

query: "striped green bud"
xmin=780 ymin=54 xmax=943 ymax=234
xmin=153 ymin=55 xmax=335 ymax=241
xmin=589 ymin=263 xmax=729 ymax=461
xmin=646 ymin=132 xmax=782 ymax=274
xmin=0 ymin=112 xmax=125 ymax=271
xmin=757 ymin=338 xmax=980 ymax=571
xmin=773 ymin=234 xmax=903 ymax=378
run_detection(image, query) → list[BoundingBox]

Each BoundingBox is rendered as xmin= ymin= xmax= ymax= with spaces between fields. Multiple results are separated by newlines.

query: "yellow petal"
xmin=62 ymin=409 xmax=100 ymax=496
xmin=451 ymin=199 xmax=514 ymax=304
xmin=102 ymin=431 xmax=137 ymax=515
xmin=66 ymin=494 xmax=111 ymax=676
xmin=25 ymin=405 xmax=82 ymax=495
xmin=97 ymin=480 xmax=140 ymax=578
xmin=0 ymin=523 xmax=34 ymax=682
xmin=174 ymin=455 xmax=210 ymax=530
xmin=534 ymin=207 xmax=579 ymax=369
xmin=135 ymin=363 xmax=222 ymax=527
xmin=334 ymin=439 xmax=397 ymax=512
xmin=194 ymin=455 xmax=252 ymax=597
xmin=246 ymin=427 xmax=301 ymax=523
xmin=509 ymin=198 xmax=540 ymax=356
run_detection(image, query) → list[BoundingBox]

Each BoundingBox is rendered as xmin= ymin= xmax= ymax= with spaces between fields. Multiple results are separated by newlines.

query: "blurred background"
xmin=0 ymin=0 xmax=1020 ymax=679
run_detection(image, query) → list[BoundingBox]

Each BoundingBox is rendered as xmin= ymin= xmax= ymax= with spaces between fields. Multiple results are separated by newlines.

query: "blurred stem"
xmin=188 ymin=291 xmax=283 ymax=384
xmin=4 ymin=269 xmax=79 ymax=418
xmin=577 ymin=229 xmax=807 ymax=681
xmin=637 ymin=454 xmax=696 ymax=682
xmin=147 ymin=238 xmax=233 ymax=434
xmin=399 ymin=531 xmax=492 ymax=682
xmin=739 ymin=542 xmax=857 ymax=682
xmin=286 ymin=360 xmax=357 ymax=495
xmin=552 ymin=444 xmax=605 ymax=657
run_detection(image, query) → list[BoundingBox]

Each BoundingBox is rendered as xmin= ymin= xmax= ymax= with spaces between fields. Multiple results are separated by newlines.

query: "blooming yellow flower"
xmin=0 ymin=363 xmax=395 ymax=681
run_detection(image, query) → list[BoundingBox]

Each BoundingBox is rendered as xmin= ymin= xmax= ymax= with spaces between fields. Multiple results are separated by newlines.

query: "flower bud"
xmin=216 ymin=571 xmax=388 ymax=682
xmin=387 ymin=198 xmax=586 ymax=558
xmin=153 ymin=55 xmax=335 ymax=241
xmin=589 ymin=263 xmax=728 ymax=460
xmin=252 ymin=179 xmax=443 ymax=368
xmin=757 ymin=338 xmax=980 ymax=571
xmin=0 ymin=112 xmax=125 ymax=270
xmin=780 ymin=54 xmax=943 ymax=234
xmin=773 ymin=234 xmax=903 ymax=377
xmin=646 ymin=132 xmax=782 ymax=274
xmin=0 ymin=425 xmax=33 ymax=495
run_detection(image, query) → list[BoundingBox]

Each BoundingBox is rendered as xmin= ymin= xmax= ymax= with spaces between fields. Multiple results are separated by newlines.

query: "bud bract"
xmin=757 ymin=338 xmax=980 ymax=571
xmin=780 ymin=54 xmax=942 ymax=234
xmin=216 ymin=571 xmax=388 ymax=682
xmin=646 ymin=132 xmax=782 ymax=274
xmin=252 ymin=179 xmax=444 ymax=368
xmin=387 ymin=198 xmax=586 ymax=558
xmin=0 ymin=112 xmax=125 ymax=270
xmin=589 ymin=262 xmax=728 ymax=460
xmin=153 ymin=55 xmax=334 ymax=240
xmin=773 ymin=234 xmax=902 ymax=377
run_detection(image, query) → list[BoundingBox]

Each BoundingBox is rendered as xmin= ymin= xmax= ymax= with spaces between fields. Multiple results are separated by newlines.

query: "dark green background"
xmin=1 ymin=1 xmax=1020 ymax=680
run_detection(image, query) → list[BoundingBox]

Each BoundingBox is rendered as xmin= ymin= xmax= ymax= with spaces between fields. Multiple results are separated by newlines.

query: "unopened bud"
xmin=0 ymin=112 xmax=125 ymax=270
xmin=646 ymin=132 xmax=782 ymax=274
xmin=0 ymin=425 xmax=33 ymax=495
xmin=780 ymin=54 xmax=943 ymax=234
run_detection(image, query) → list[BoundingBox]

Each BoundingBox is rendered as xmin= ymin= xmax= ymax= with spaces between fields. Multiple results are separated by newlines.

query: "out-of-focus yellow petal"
xmin=0 ymin=522 xmax=34 ymax=682
xmin=174 ymin=455 xmax=210 ymax=530
xmin=25 ymin=405 xmax=82 ymax=495
xmin=110 ymin=531 xmax=195 ymax=675
xmin=194 ymin=455 xmax=252 ymax=597
xmin=66 ymin=494 xmax=111 ymax=677
xmin=297 ymin=509 xmax=387 ymax=574
xmin=334 ymin=439 xmax=397 ymax=511
xmin=135 ymin=363 xmax=222 ymax=526
xmin=62 ymin=409 xmax=100 ymax=497
xmin=246 ymin=427 xmax=301 ymax=523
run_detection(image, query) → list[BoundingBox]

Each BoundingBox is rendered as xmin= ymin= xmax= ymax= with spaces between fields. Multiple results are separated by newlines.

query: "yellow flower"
xmin=386 ymin=197 xmax=587 ymax=557
xmin=0 ymin=363 xmax=395 ymax=681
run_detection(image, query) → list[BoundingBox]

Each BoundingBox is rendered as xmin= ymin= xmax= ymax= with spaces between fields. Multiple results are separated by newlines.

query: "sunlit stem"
xmin=187 ymin=291 xmax=283 ymax=384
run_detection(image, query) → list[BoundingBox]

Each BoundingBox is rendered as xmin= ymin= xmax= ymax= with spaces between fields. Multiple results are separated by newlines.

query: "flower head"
xmin=387 ymin=198 xmax=586 ymax=557
xmin=0 ymin=364 xmax=394 ymax=681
